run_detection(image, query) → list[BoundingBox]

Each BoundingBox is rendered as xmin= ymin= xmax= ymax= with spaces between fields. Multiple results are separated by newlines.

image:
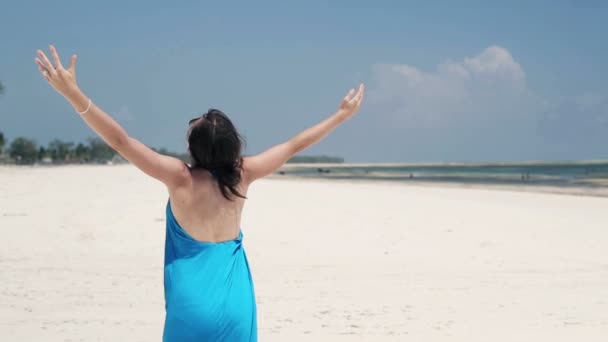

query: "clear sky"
xmin=1 ymin=0 xmax=607 ymax=162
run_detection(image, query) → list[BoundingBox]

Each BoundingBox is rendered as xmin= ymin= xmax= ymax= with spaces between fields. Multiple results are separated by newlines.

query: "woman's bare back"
xmin=167 ymin=167 xmax=249 ymax=243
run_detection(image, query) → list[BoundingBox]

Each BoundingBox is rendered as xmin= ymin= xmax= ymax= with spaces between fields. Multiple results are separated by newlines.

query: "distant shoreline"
xmin=2 ymin=164 xmax=605 ymax=198
xmin=3 ymin=159 xmax=608 ymax=168
xmin=280 ymin=159 xmax=608 ymax=168
xmin=268 ymin=173 xmax=608 ymax=198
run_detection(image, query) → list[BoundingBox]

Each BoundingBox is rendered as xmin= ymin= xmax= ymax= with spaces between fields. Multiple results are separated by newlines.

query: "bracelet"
xmin=77 ymin=98 xmax=92 ymax=115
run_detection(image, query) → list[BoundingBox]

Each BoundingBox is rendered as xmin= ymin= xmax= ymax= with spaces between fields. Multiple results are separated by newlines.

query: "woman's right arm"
xmin=242 ymin=84 xmax=364 ymax=184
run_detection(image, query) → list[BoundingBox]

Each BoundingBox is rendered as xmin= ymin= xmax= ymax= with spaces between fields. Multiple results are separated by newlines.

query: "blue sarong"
xmin=163 ymin=199 xmax=257 ymax=341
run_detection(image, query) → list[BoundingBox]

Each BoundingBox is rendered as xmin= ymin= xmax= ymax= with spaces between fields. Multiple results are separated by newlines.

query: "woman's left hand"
xmin=35 ymin=45 xmax=80 ymax=99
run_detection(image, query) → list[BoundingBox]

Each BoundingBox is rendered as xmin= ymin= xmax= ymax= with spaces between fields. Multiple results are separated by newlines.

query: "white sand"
xmin=1 ymin=164 xmax=607 ymax=341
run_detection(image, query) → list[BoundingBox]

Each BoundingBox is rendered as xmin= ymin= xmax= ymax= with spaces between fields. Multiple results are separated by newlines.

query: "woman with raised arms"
xmin=35 ymin=45 xmax=364 ymax=342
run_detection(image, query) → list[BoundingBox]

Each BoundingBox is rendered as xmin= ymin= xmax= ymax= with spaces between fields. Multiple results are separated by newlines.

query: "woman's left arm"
xmin=35 ymin=45 xmax=189 ymax=188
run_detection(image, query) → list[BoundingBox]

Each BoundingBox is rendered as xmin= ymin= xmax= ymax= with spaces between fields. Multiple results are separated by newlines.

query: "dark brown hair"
xmin=187 ymin=109 xmax=246 ymax=201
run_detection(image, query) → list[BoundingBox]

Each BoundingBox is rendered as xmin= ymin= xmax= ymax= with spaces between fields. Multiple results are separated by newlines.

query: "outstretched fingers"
xmin=36 ymin=50 xmax=56 ymax=75
xmin=346 ymin=84 xmax=365 ymax=106
xmin=354 ymin=83 xmax=365 ymax=105
xmin=49 ymin=45 xmax=64 ymax=70
xmin=344 ymin=88 xmax=356 ymax=102
xmin=34 ymin=58 xmax=46 ymax=71
xmin=34 ymin=44 xmax=79 ymax=85
xmin=68 ymin=54 xmax=78 ymax=73
xmin=35 ymin=60 xmax=50 ymax=80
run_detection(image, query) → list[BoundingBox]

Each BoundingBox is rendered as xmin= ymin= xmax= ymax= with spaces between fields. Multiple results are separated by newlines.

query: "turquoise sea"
xmin=278 ymin=161 xmax=608 ymax=189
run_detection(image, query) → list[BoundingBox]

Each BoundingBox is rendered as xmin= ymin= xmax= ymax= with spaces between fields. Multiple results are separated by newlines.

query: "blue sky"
xmin=1 ymin=0 xmax=607 ymax=162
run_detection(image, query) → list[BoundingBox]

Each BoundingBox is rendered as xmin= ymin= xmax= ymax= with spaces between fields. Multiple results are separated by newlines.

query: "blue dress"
xmin=163 ymin=199 xmax=257 ymax=341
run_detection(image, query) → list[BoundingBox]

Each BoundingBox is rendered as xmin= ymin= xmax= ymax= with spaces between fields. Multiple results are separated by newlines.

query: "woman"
xmin=35 ymin=45 xmax=364 ymax=341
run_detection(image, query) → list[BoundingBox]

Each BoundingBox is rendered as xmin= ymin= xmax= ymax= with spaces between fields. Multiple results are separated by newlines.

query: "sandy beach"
xmin=1 ymin=164 xmax=607 ymax=341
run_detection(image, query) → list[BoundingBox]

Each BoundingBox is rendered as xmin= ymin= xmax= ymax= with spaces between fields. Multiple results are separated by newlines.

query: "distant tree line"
xmin=0 ymin=130 xmax=344 ymax=166
xmin=0 ymin=133 xmax=121 ymax=165
xmin=0 ymin=131 xmax=205 ymax=166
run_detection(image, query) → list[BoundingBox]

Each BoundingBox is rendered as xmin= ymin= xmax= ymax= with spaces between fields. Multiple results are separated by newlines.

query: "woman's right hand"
xmin=337 ymin=83 xmax=365 ymax=119
xmin=35 ymin=45 xmax=80 ymax=100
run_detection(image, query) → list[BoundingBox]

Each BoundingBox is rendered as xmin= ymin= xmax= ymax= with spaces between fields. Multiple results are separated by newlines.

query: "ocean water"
xmin=278 ymin=161 xmax=608 ymax=188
